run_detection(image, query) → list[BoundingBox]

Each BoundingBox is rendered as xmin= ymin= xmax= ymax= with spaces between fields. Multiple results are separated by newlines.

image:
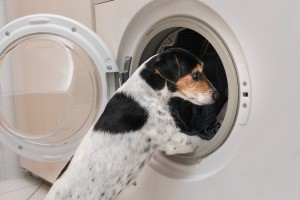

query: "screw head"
xmin=243 ymin=81 xmax=247 ymax=86
xmin=18 ymin=145 xmax=23 ymax=150
xmin=71 ymin=27 xmax=76 ymax=32
xmin=5 ymin=31 xmax=10 ymax=36
xmin=107 ymin=65 xmax=112 ymax=70
xmin=242 ymin=103 xmax=248 ymax=108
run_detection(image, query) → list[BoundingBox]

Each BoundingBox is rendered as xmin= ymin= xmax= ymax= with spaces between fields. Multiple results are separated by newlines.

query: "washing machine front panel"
xmin=0 ymin=14 xmax=118 ymax=162
xmin=110 ymin=0 xmax=299 ymax=199
xmin=115 ymin=0 xmax=251 ymax=180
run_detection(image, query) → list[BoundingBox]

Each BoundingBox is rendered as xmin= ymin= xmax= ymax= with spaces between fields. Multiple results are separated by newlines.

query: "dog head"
xmin=141 ymin=48 xmax=218 ymax=106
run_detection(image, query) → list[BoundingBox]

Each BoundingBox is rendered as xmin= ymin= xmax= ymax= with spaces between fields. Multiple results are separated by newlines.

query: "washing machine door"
xmin=0 ymin=14 xmax=118 ymax=162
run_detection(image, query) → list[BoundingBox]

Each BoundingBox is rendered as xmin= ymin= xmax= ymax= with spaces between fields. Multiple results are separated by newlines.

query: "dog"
xmin=45 ymin=48 xmax=217 ymax=200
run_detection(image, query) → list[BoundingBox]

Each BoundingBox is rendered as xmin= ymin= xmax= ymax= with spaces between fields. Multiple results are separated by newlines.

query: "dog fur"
xmin=45 ymin=48 xmax=217 ymax=200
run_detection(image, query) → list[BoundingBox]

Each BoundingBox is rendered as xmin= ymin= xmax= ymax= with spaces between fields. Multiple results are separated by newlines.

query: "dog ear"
xmin=154 ymin=48 xmax=199 ymax=81
xmin=141 ymin=48 xmax=198 ymax=92
xmin=141 ymin=53 xmax=179 ymax=91
xmin=154 ymin=52 xmax=180 ymax=82
xmin=153 ymin=52 xmax=181 ymax=92
xmin=140 ymin=55 xmax=166 ymax=90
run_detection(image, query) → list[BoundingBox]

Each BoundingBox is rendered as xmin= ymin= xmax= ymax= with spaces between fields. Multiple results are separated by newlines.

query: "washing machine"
xmin=0 ymin=0 xmax=299 ymax=199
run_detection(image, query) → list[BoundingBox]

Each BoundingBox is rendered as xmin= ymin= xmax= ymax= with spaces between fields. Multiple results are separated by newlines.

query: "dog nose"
xmin=212 ymin=91 xmax=219 ymax=101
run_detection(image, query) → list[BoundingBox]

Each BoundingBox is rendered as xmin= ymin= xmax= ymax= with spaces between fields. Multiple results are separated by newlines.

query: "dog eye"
xmin=192 ymin=72 xmax=202 ymax=81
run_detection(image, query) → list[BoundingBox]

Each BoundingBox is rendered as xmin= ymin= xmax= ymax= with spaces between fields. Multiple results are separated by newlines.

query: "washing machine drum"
xmin=0 ymin=14 xmax=118 ymax=162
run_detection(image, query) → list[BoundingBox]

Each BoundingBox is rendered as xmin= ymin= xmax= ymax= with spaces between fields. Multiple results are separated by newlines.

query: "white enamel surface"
xmin=96 ymin=0 xmax=299 ymax=199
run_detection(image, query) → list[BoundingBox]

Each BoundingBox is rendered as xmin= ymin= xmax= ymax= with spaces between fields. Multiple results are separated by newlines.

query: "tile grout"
xmin=0 ymin=181 xmax=42 ymax=196
xmin=26 ymin=182 xmax=44 ymax=200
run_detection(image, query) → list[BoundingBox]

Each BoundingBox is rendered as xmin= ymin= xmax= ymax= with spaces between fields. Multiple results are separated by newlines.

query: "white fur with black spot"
xmin=45 ymin=60 xmax=208 ymax=200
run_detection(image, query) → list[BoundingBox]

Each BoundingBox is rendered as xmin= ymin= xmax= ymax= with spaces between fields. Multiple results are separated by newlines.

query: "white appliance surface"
xmin=95 ymin=0 xmax=300 ymax=200
xmin=0 ymin=0 xmax=299 ymax=200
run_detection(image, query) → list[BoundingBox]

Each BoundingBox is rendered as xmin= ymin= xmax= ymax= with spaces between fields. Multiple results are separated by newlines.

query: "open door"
xmin=0 ymin=14 xmax=118 ymax=162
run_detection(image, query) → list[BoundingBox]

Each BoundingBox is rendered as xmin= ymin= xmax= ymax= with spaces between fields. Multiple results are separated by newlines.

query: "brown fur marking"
xmin=176 ymin=64 xmax=212 ymax=94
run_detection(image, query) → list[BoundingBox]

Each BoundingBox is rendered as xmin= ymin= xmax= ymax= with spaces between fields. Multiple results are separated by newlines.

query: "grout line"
xmin=26 ymin=182 xmax=44 ymax=200
xmin=0 ymin=180 xmax=42 ymax=195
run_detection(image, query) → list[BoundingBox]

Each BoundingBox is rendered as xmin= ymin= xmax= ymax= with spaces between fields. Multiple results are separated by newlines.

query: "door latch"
xmin=115 ymin=56 xmax=132 ymax=89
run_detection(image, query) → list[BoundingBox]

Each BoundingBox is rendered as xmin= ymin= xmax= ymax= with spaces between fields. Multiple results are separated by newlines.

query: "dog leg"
xmin=161 ymin=132 xmax=200 ymax=155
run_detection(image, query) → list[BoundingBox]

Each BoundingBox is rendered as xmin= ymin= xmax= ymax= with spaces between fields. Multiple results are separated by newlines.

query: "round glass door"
xmin=0 ymin=33 xmax=101 ymax=146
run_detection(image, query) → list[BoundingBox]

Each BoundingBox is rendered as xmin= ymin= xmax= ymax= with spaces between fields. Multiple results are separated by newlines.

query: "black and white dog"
xmin=45 ymin=48 xmax=217 ymax=200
